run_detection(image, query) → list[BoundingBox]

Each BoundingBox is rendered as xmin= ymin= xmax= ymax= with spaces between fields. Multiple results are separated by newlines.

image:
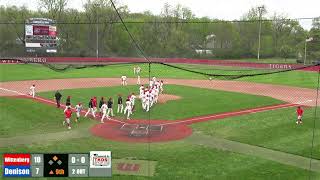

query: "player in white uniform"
xmin=121 ymin=75 xmax=127 ymax=86
xmin=139 ymin=85 xmax=144 ymax=98
xmin=153 ymin=87 xmax=159 ymax=104
xmin=160 ymin=80 xmax=164 ymax=94
xmin=75 ymin=103 xmax=82 ymax=122
xmin=136 ymin=66 xmax=141 ymax=74
xmin=100 ymin=102 xmax=108 ymax=123
xmin=29 ymin=84 xmax=36 ymax=98
xmin=130 ymin=93 xmax=136 ymax=112
xmin=136 ymin=66 xmax=141 ymax=85
xmin=123 ymin=98 xmax=132 ymax=120
xmin=137 ymin=75 xmax=141 ymax=85
xmin=152 ymin=77 xmax=156 ymax=84
xmin=133 ymin=66 xmax=137 ymax=75
xmin=141 ymin=91 xmax=147 ymax=110
xmin=145 ymin=91 xmax=151 ymax=112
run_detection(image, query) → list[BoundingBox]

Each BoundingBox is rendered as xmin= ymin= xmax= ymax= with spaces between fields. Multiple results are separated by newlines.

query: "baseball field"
xmin=0 ymin=61 xmax=320 ymax=179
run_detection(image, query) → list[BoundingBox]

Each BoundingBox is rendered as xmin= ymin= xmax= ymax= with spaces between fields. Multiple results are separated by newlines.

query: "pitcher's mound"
xmin=157 ymin=94 xmax=181 ymax=104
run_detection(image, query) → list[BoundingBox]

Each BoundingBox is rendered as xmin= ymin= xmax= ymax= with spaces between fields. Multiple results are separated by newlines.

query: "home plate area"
xmin=120 ymin=123 xmax=163 ymax=137
xmin=90 ymin=120 xmax=192 ymax=143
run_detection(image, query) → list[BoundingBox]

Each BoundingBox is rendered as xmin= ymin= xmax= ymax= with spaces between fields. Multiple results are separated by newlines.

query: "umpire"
xmin=54 ymin=90 xmax=62 ymax=108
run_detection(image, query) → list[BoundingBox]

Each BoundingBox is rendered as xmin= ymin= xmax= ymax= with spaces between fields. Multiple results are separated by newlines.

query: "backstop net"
xmin=0 ymin=2 xmax=319 ymax=179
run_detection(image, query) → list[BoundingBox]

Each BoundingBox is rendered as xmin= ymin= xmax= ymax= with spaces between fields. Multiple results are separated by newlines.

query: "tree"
xmin=280 ymin=45 xmax=293 ymax=61
xmin=308 ymin=17 xmax=320 ymax=61
xmin=38 ymin=0 xmax=68 ymax=21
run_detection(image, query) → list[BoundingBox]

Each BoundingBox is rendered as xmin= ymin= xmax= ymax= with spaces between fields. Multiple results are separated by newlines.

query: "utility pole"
xmin=94 ymin=3 xmax=99 ymax=60
xmin=257 ymin=6 xmax=263 ymax=61
xmin=304 ymin=37 xmax=313 ymax=65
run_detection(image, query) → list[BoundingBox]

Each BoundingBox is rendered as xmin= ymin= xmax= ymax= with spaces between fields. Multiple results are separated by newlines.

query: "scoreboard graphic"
xmin=25 ymin=18 xmax=58 ymax=53
xmin=3 ymin=152 xmax=112 ymax=178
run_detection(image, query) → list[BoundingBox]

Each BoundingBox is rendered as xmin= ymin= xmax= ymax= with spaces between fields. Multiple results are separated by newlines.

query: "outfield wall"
xmin=1 ymin=57 xmax=319 ymax=71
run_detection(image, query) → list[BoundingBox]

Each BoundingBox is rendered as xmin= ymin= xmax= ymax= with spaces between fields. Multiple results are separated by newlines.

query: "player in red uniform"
xmin=64 ymin=107 xmax=72 ymax=129
xmin=296 ymin=106 xmax=304 ymax=124
xmin=92 ymin=97 xmax=97 ymax=115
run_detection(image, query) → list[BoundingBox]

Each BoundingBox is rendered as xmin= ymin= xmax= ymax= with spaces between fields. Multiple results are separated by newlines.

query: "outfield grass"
xmin=239 ymin=70 xmax=319 ymax=89
xmin=192 ymin=107 xmax=320 ymax=160
xmin=0 ymin=97 xmax=95 ymax=138
xmin=38 ymin=85 xmax=282 ymax=120
xmin=1 ymin=64 xmax=318 ymax=89
xmin=236 ymin=57 xmax=298 ymax=64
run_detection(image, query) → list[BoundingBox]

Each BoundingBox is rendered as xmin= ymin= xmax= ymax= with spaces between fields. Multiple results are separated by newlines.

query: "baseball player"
xmin=139 ymin=85 xmax=144 ymax=98
xmin=133 ymin=66 xmax=137 ymax=75
xmin=117 ymin=94 xmax=123 ymax=113
xmin=152 ymin=76 xmax=156 ymax=84
xmin=100 ymin=101 xmax=108 ymax=123
xmin=123 ymin=98 xmax=132 ymax=120
xmin=137 ymin=75 xmax=141 ymax=85
xmin=92 ymin=97 xmax=97 ymax=113
xmin=106 ymin=97 xmax=114 ymax=119
xmin=64 ymin=96 xmax=72 ymax=112
xmin=84 ymin=98 xmax=96 ymax=118
xmin=160 ymin=80 xmax=164 ymax=94
xmin=130 ymin=93 xmax=136 ymax=112
xmin=75 ymin=103 xmax=83 ymax=122
xmin=136 ymin=66 xmax=141 ymax=74
xmin=64 ymin=107 xmax=72 ymax=130
xmin=29 ymin=84 xmax=36 ymax=98
xmin=149 ymin=89 xmax=155 ymax=107
xmin=153 ymin=86 xmax=159 ymax=104
xmin=149 ymin=79 xmax=154 ymax=87
xmin=141 ymin=90 xmax=146 ymax=110
xmin=54 ymin=90 xmax=62 ymax=108
xmin=98 ymin=97 xmax=105 ymax=117
xmin=296 ymin=106 xmax=304 ymax=124
xmin=145 ymin=90 xmax=150 ymax=112
xmin=121 ymin=75 xmax=127 ymax=86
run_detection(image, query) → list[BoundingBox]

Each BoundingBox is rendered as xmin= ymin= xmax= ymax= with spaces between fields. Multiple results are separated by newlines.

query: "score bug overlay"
xmin=2 ymin=152 xmax=112 ymax=178
xmin=89 ymin=151 xmax=112 ymax=177
xmin=3 ymin=154 xmax=31 ymax=177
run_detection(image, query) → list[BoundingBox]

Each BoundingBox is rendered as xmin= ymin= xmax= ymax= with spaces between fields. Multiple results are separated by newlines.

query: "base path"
xmin=0 ymin=77 xmax=318 ymax=143
xmin=0 ymin=78 xmax=318 ymax=106
xmin=4 ymin=94 xmax=297 ymax=143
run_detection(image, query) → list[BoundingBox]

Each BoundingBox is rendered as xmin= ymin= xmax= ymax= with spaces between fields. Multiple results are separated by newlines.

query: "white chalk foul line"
xmin=159 ymin=103 xmax=298 ymax=126
xmin=0 ymin=87 xmax=124 ymax=124
xmin=0 ymin=87 xmax=315 ymax=127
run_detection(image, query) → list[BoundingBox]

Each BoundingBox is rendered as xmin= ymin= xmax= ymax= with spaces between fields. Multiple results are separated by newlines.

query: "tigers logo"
xmin=90 ymin=151 xmax=111 ymax=168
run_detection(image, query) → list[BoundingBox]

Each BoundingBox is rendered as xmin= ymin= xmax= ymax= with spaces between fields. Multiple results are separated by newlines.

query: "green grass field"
xmin=1 ymin=62 xmax=320 ymax=179
xmin=1 ymin=98 xmax=319 ymax=180
xmin=0 ymin=97 xmax=96 ymax=137
xmin=0 ymin=64 xmax=319 ymax=89
xmin=192 ymin=107 xmax=320 ymax=160
xmin=236 ymin=57 xmax=298 ymax=64
xmin=38 ymin=85 xmax=282 ymax=120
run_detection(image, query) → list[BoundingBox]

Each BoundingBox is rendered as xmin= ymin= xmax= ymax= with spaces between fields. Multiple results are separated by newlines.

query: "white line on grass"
xmin=0 ymin=87 xmax=314 ymax=127
xmin=0 ymin=87 xmax=124 ymax=124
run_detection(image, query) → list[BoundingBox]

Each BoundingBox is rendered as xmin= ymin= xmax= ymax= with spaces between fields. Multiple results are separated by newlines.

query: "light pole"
xmin=257 ymin=6 xmax=264 ymax=61
xmin=304 ymin=37 xmax=313 ymax=65
xmin=93 ymin=3 xmax=100 ymax=59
